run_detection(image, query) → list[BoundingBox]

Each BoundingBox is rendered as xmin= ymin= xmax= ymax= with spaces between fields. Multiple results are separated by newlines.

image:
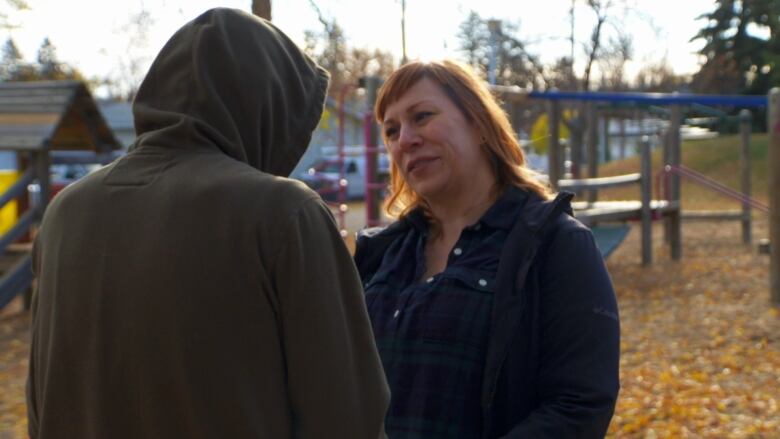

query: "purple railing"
xmin=662 ymin=164 xmax=768 ymax=213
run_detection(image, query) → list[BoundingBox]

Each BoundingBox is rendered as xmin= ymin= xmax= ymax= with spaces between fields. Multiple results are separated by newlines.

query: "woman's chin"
xmin=409 ymin=180 xmax=449 ymax=204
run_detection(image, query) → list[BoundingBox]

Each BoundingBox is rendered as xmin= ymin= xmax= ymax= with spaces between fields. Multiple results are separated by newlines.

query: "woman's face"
xmin=381 ymin=78 xmax=494 ymax=203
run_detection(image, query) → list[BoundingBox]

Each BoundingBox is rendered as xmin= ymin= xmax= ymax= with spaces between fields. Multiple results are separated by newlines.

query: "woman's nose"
xmin=398 ymin=124 xmax=420 ymax=151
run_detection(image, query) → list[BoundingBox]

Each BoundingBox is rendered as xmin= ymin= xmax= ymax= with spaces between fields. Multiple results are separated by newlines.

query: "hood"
xmin=131 ymin=7 xmax=330 ymax=176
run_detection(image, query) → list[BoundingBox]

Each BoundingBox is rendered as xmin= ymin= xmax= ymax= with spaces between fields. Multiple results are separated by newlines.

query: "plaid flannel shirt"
xmin=363 ymin=188 xmax=525 ymax=439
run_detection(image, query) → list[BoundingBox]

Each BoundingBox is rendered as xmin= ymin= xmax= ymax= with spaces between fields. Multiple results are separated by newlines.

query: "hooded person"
xmin=27 ymin=8 xmax=389 ymax=439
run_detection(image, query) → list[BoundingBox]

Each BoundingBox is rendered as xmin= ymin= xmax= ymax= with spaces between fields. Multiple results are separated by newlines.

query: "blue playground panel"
xmin=528 ymin=90 xmax=767 ymax=107
xmin=0 ymin=152 xmax=16 ymax=170
xmin=591 ymin=224 xmax=631 ymax=259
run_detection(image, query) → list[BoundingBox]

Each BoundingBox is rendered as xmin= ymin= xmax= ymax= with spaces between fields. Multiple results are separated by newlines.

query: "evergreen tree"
xmin=0 ymin=37 xmax=21 ymax=79
xmin=34 ymin=37 xmax=84 ymax=81
xmin=455 ymin=11 xmax=543 ymax=89
xmin=691 ymin=0 xmax=780 ymax=94
xmin=457 ymin=11 xmax=488 ymax=72
xmin=0 ymin=37 xmax=35 ymax=80
xmin=37 ymin=37 xmax=64 ymax=79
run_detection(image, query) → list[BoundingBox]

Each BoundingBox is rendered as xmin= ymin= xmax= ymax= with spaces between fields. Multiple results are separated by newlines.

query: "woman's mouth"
xmin=406 ymin=157 xmax=438 ymax=174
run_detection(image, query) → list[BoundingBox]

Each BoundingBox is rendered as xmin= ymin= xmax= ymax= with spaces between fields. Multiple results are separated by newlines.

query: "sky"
xmin=2 ymin=0 xmax=714 ymax=95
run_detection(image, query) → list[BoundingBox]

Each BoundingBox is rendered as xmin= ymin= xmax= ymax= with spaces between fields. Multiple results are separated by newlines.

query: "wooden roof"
xmin=0 ymin=81 xmax=121 ymax=152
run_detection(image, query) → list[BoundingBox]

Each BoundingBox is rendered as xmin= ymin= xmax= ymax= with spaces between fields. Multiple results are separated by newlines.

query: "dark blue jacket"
xmin=355 ymin=190 xmax=620 ymax=438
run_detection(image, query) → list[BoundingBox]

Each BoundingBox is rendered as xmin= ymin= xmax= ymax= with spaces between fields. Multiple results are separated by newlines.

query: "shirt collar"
xmin=404 ymin=185 xmax=529 ymax=233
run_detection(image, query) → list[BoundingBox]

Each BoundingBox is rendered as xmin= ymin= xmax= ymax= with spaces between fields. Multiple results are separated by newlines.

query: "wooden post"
xmin=548 ymin=100 xmax=561 ymax=191
xmin=252 ymin=0 xmax=272 ymax=20
xmin=34 ymin=148 xmax=50 ymax=219
xmin=640 ymin=135 xmax=652 ymax=266
xmin=669 ymin=105 xmax=682 ymax=260
xmin=768 ymin=88 xmax=780 ymax=305
xmin=586 ymin=103 xmax=599 ymax=202
xmin=603 ymin=115 xmax=611 ymax=163
xmin=619 ymin=117 xmax=626 ymax=160
xmin=568 ymin=101 xmax=585 ymax=180
xmin=739 ymin=109 xmax=752 ymax=245
xmin=661 ymin=113 xmax=672 ymax=244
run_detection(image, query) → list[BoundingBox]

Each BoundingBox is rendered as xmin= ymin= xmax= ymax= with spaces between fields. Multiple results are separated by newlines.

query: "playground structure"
xmin=0 ymin=81 xmax=122 ymax=310
xmin=305 ymin=79 xmax=389 ymax=235
xmin=502 ymin=90 xmax=767 ymax=267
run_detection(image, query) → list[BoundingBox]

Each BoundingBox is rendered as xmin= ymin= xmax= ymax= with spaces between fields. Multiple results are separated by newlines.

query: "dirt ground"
xmin=1 ymin=214 xmax=778 ymax=438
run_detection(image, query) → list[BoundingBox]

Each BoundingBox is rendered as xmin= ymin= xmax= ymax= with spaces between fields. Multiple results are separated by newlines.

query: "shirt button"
xmin=478 ymin=279 xmax=488 ymax=287
xmin=393 ymin=309 xmax=400 ymax=318
xmin=474 ymin=224 xmax=482 ymax=231
xmin=426 ymin=276 xmax=435 ymax=283
xmin=453 ymin=247 xmax=462 ymax=256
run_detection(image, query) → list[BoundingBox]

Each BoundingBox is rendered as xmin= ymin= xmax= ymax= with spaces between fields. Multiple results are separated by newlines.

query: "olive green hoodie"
xmin=27 ymin=8 xmax=388 ymax=438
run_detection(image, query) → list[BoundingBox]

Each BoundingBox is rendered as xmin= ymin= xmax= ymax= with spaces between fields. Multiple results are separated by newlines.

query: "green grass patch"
xmin=594 ymin=133 xmax=769 ymax=210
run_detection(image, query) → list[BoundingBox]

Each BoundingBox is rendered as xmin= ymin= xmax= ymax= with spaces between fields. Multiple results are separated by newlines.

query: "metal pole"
xmin=569 ymin=0 xmax=575 ymax=85
xmin=669 ymin=104 xmax=682 ymax=260
xmin=336 ymin=85 xmax=354 ymax=237
xmin=641 ymin=135 xmax=652 ymax=266
xmin=548 ymin=100 xmax=561 ymax=190
xmin=768 ymin=88 xmax=780 ymax=305
xmin=487 ymin=20 xmax=501 ymax=86
xmin=400 ymin=0 xmax=407 ymax=65
xmin=739 ymin=109 xmax=752 ymax=245
xmin=360 ymin=76 xmax=382 ymax=227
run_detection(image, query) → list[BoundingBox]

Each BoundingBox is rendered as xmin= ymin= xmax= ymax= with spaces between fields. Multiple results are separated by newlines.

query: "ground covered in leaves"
xmin=1 ymin=218 xmax=778 ymax=437
xmin=605 ymin=218 xmax=779 ymax=437
xmin=0 ymin=302 xmax=29 ymax=439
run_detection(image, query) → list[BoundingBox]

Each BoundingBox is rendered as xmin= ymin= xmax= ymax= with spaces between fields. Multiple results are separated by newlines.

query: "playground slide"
xmin=592 ymin=224 xmax=631 ymax=259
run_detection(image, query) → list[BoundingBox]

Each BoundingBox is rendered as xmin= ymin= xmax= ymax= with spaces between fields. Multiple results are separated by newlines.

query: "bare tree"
xmin=560 ymin=0 xmax=637 ymax=92
xmin=597 ymin=33 xmax=632 ymax=91
xmin=562 ymin=0 xmax=636 ymax=177
xmin=304 ymin=0 xmax=345 ymax=88
xmin=0 ymin=0 xmax=27 ymax=29
xmin=100 ymin=8 xmax=154 ymax=100
xmin=304 ymin=0 xmax=395 ymax=98
xmin=542 ymin=56 xmax=578 ymax=91
xmin=634 ymin=59 xmax=689 ymax=93
xmin=252 ymin=0 xmax=271 ymax=21
xmin=580 ymin=0 xmax=613 ymax=91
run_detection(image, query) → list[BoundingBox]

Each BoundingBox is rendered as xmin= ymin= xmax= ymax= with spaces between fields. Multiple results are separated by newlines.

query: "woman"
xmin=354 ymin=60 xmax=620 ymax=439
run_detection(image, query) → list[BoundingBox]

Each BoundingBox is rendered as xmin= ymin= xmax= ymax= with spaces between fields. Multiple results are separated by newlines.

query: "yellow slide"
xmin=0 ymin=170 xmax=19 ymax=235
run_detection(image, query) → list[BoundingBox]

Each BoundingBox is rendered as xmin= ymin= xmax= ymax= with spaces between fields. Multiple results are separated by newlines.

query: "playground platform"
xmin=572 ymin=200 xmax=677 ymax=226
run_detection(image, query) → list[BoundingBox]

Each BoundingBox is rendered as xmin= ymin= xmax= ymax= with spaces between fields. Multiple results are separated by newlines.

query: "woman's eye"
xmin=415 ymin=112 xmax=432 ymax=123
xmin=384 ymin=126 xmax=399 ymax=139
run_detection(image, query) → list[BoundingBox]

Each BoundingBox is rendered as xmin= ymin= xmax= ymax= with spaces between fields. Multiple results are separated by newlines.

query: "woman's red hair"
xmin=375 ymin=59 xmax=551 ymax=218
